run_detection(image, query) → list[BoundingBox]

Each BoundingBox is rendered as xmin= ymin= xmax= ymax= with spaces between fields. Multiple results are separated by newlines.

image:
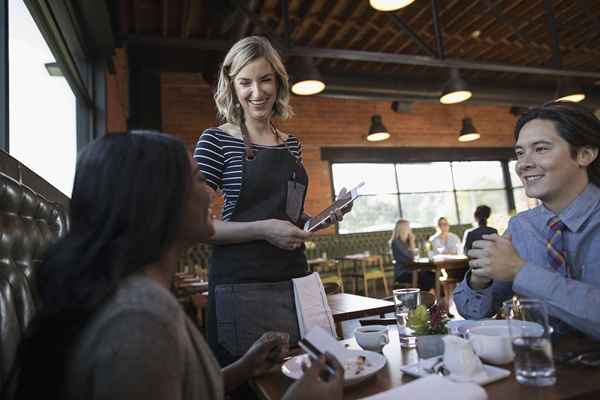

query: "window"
xmin=9 ymin=0 xmax=76 ymax=195
xmin=332 ymin=164 xmax=400 ymax=234
xmin=333 ymin=161 xmax=517 ymax=234
xmin=509 ymin=160 xmax=538 ymax=212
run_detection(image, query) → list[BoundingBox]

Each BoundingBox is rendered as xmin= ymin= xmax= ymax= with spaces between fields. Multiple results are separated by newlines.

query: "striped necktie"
xmin=546 ymin=216 xmax=570 ymax=277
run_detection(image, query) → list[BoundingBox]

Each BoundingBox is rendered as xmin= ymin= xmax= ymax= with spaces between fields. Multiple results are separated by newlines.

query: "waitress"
xmin=194 ymin=36 xmax=348 ymax=365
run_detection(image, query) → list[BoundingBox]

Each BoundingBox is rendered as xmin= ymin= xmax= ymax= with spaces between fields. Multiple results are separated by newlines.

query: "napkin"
xmin=292 ymin=272 xmax=337 ymax=337
xmin=361 ymin=375 xmax=487 ymax=400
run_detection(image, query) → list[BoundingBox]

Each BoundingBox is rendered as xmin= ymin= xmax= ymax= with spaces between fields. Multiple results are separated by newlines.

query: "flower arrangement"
xmin=406 ymin=304 xmax=449 ymax=335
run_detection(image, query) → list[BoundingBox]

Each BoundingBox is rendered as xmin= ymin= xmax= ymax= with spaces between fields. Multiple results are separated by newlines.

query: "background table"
xmin=410 ymin=255 xmax=469 ymax=298
xmin=252 ymin=325 xmax=600 ymax=400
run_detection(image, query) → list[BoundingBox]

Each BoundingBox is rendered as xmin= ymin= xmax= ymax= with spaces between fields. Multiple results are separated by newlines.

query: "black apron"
xmin=207 ymin=137 xmax=309 ymax=366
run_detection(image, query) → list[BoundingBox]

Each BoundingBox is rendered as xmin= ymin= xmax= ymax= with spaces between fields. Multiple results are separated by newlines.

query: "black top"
xmin=463 ymin=226 xmax=499 ymax=253
xmin=391 ymin=239 xmax=413 ymax=277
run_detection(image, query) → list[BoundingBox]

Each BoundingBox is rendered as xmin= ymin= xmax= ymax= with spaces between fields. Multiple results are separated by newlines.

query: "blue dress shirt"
xmin=454 ymin=183 xmax=600 ymax=339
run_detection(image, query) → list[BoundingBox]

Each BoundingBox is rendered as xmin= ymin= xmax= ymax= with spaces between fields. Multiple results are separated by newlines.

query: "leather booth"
xmin=0 ymin=152 xmax=69 ymax=392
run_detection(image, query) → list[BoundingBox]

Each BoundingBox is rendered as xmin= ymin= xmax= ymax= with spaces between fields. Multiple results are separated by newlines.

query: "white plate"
xmin=400 ymin=357 xmax=511 ymax=386
xmin=281 ymin=350 xmax=386 ymax=386
xmin=446 ymin=319 xmax=544 ymax=337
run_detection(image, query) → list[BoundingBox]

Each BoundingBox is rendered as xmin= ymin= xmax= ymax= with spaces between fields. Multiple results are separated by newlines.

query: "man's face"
xmin=514 ymin=119 xmax=589 ymax=213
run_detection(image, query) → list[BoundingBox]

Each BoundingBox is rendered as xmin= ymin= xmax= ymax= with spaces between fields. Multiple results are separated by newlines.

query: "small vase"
xmin=416 ymin=334 xmax=445 ymax=360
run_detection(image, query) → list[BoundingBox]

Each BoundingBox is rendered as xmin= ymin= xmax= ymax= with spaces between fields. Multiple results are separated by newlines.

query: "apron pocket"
xmin=214 ymin=281 xmax=300 ymax=357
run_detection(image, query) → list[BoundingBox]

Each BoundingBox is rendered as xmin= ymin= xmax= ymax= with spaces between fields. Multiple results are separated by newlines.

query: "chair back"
xmin=0 ymin=165 xmax=69 ymax=394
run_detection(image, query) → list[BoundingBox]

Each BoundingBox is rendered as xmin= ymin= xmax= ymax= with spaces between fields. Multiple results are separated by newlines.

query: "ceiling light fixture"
xmin=369 ymin=0 xmax=416 ymax=11
xmin=367 ymin=114 xmax=390 ymax=142
xmin=555 ymin=77 xmax=586 ymax=102
xmin=44 ymin=62 xmax=63 ymax=77
xmin=458 ymin=117 xmax=480 ymax=142
xmin=289 ymin=57 xmax=325 ymax=96
xmin=440 ymin=69 xmax=472 ymax=104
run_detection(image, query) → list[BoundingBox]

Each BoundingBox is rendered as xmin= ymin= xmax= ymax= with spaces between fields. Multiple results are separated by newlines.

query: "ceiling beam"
xmin=387 ymin=13 xmax=436 ymax=57
xmin=125 ymin=35 xmax=600 ymax=79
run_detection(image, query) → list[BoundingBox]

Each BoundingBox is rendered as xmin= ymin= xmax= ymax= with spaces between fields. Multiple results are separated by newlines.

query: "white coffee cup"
xmin=354 ymin=325 xmax=389 ymax=352
xmin=467 ymin=325 xmax=514 ymax=365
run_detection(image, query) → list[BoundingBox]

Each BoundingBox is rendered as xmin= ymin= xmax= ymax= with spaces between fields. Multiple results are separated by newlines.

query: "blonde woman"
xmin=194 ymin=36 xmax=350 ymax=366
xmin=390 ymin=219 xmax=434 ymax=290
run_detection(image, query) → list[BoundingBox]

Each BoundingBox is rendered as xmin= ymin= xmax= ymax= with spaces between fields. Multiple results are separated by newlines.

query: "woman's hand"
xmin=260 ymin=219 xmax=311 ymax=250
xmin=283 ymin=353 xmax=344 ymax=400
xmin=319 ymin=187 xmax=355 ymax=230
xmin=241 ymin=332 xmax=290 ymax=377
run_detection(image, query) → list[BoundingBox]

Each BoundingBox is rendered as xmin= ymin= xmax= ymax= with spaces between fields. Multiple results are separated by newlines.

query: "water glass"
xmin=393 ymin=288 xmax=420 ymax=348
xmin=503 ymin=298 xmax=556 ymax=386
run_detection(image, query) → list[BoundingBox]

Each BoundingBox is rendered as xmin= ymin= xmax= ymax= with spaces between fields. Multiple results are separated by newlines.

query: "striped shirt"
xmin=194 ymin=127 xmax=303 ymax=221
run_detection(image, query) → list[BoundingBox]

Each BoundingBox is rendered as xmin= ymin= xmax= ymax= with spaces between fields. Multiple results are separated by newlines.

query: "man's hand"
xmin=468 ymin=234 xmax=526 ymax=283
xmin=260 ymin=219 xmax=311 ymax=250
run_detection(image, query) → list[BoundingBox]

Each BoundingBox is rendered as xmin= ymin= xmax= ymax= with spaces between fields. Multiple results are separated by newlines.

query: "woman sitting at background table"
xmin=390 ymin=219 xmax=434 ymax=292
xmin=429 ymin=216 xmax=461 ymax=255
xmin=10 ymin=132 xmax=343 ymax=400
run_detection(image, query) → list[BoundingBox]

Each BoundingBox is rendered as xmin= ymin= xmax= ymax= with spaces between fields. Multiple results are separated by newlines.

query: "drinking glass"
xmin=393 ymin=288 xmax=420 ymax=348
xmin=503 ymin=298 xmax=556 ymax=386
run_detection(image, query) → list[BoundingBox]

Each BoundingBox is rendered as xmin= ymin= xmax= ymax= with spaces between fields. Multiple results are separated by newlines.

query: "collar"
xmin=540 ymin=183 xmax=600 ymax=232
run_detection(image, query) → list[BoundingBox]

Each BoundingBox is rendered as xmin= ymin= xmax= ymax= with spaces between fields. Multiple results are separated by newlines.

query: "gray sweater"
xmin=65 ymin=275 xmax=224 ymax=400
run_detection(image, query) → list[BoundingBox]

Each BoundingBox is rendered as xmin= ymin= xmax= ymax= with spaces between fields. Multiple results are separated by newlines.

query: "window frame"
xmin=1 ymin=0 xmax=114 ymax=154
xmin=326 ymin=147 xmax=520 ymax=234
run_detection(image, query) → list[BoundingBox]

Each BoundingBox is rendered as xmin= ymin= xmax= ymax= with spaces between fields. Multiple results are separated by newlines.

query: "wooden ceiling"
xmin=108 ymin=0 xmax=600 ymax=106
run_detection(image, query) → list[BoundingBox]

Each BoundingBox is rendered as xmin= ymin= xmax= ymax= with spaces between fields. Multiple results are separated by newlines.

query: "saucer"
xmin=281 ymin=349 xmax=386 ymax=386
xmin=446 ymin=319 xmax=543 ymax=337
xmin=400 ymin=357 xmax=510 ymax=386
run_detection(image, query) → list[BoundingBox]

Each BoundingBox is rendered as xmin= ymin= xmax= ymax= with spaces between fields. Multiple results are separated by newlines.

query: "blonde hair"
xmin=390 ymin=219 xmax=415 ymax=247
xmin=214 ymin=36 xmax=294 ymax=125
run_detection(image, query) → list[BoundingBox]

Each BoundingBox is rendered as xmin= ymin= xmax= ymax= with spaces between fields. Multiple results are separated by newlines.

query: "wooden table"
xmin=328 ymin=293 xmax=394 ymax=337
xmin=410 ymin=255 xmax=469 ymax=298
xmin=253 ymin=325 xmax=600 ymax=400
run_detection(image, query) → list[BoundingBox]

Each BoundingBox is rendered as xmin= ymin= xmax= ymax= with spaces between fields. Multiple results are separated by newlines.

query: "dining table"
xmin=328 ymin=293 xmax=395 ymax=337
xmin=409 ymin=255 xmax=470 ymax=299
xmin=252 ymin=325 xmax=600 ymax=400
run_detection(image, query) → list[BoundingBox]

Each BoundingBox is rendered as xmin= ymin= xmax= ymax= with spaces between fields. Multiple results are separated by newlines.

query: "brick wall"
xmin=159 ymin=73 xmax=518 ymax=234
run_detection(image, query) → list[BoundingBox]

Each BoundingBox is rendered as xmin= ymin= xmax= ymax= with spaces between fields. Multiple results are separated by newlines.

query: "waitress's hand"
xmin=241 ymin=332 xmax=290 ymax=377
xmin=282 ymin=353 xmax=344 ymax=400
xmin=261 ymin=219 xmax=311 ymax=250
xmin=326 ymin=187 xmax=353 ymax=226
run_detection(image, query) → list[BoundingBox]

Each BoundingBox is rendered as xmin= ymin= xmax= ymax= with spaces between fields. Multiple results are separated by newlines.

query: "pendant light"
xmin=367 ymin=115 xmax=390 ymax=142
xmin=369 ymin=0 xmax=416 ymax=11
xmin=440 ymin=69 xmax=472 ymax=104
xmin=555 ymin=77 xmax=585 ymax=102
xmin=289 ymin=57 xmax=325 ymax=96
xmin=458 ymin=118 xmax=480 ymax=142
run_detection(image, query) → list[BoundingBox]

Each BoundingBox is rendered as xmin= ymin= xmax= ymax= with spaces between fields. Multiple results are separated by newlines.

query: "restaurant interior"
xmin=1 ymin=0 xmax=600 ymax=399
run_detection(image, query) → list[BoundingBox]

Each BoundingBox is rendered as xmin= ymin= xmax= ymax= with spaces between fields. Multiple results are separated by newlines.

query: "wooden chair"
xmin=323 ymin=281 xmax=343 ymax=295
xmin=316 ymin=259 xmax=344 ymax=293
xmin=356 ymin=255 xmax=389 ymax=297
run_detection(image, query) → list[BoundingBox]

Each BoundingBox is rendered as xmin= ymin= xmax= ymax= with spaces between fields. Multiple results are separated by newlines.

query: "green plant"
xmin=407 ymin=304 xmax=449 ymax=335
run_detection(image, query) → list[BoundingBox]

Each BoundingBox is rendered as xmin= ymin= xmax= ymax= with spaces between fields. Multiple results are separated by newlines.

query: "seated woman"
xmin=10 ymin=132 xmax=343 ymax=400
xmin=390 ymin=219 xmax=434 ymax=291
xmin=463 ymin=205 xmax=498 ymax=254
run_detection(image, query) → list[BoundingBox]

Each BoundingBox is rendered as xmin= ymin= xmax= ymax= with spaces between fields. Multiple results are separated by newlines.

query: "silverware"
xmin=557 ymin=350 xmax=600 ymax=367
xmin=422 ymin=357 xmax=444 ymax=374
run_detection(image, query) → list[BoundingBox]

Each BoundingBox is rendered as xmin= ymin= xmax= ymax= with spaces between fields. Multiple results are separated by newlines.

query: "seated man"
xmin=454 ymin=101 xmax=600 ymax=339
